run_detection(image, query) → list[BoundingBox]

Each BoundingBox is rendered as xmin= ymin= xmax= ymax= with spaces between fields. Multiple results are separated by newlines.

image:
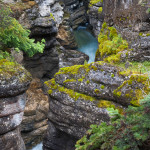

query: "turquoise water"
xmin=31 ymin=143 xmax=42 ymax=150
xmin=74 ymin=26 xmax=98 ymax=63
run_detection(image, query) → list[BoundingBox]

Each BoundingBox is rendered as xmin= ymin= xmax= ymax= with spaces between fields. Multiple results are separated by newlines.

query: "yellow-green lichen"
xmin=78 ymin=78 xmax=83 ymax=82
xmin=97 ymin=100 xmax=123 ymax=114
xmin=101 ymin=85 xmax=105 ymax=89
xmin=45 ymin=78 xmax=96 ymax=101
xmin=86 ymin=80 xmax=90 ymax=84
xmin=0 ymin=59 xmax=31 ymax=82
xmin=98 ymin=7 xmax=103 ymax=13
xmin=63 ymin=79 xmax=76 ymax=84
xmin=111 ymin=73 xmax=115 ymax=78
xmin=95 ymin=22 xmax=129 ymax=63
xmin=113 ymin=72 xmax=150 ymax=106
xmin=89 ymin=0 xmax=103 ymax=7
xmin=55 ymin=64 xmax=90 ymax=76
xmin=94 ymin=89 xmax=100 ymax=94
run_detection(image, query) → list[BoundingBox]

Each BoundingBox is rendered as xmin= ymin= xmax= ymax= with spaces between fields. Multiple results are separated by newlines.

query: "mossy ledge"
xmin=0 ymin=59 xmax=32 ymax=97
xmin=45 ymin=78 xmax=123 ymax=112
xmin=45 ymin=60 xmax=150 ymax=107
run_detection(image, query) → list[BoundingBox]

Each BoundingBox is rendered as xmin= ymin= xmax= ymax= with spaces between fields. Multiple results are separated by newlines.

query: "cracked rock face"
xmin=0 ymin=60 xmax=31 ymax=150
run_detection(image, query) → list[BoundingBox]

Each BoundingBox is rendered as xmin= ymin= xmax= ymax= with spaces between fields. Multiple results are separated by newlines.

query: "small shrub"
xmin=0 ymin=4 xmax=45 ymax=58
xmin=76 ymin=94 xmax=150 ymax=150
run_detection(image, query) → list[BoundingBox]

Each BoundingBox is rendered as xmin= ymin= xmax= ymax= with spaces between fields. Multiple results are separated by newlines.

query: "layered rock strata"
xmin=21 ymin=78 xmax=49 ymax=149
xmin=62 ymin=0 xmax=88 ymax=29
xmin=0 ymin=60 xmax=32 ymax=150
xmin=88 ymin=1 xmax=104 ymax=37
xmin=43 ymin=61 xmax=149 ymax=149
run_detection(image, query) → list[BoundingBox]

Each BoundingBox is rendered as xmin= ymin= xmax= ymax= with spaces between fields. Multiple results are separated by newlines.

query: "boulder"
xmin=43 ymin=61 xmax=149 ymax=149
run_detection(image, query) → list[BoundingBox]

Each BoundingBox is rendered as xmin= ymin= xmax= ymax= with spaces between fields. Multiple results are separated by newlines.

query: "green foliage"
xmin=75 ymin=94 xmax=150 ymax=150
xmin=146 ymin=8 xmax=150 ymax=14
xmin=0 ymin=50 xmax=10 ymax=60
xmin=0 ymin=4 xmax=45 ymax=58
xmin=95 ymin=22 xmax=129 ymax=63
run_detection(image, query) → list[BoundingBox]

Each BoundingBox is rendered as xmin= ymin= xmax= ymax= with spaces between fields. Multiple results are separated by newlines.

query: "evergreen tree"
xmin=0 ymin=3 xmax=45 ymax=59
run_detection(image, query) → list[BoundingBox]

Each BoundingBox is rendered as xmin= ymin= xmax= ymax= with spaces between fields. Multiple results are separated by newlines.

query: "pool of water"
xmin=73 ymin=26 xmax=98 ymax=63
xmin=31 ymin=143 xmax=43 ymax=150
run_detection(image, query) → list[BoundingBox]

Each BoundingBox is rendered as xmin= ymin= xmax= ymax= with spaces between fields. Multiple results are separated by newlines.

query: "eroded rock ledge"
xmin=43 ymin=61 xmax=149 ymax=150
xmin=0 ymin=59 xmax=32 ymax=150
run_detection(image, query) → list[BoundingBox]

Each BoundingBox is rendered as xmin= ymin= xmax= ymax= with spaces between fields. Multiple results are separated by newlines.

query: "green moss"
xmin=114 ymin=91 xmax=122 ymax=97
xmin=98 ymin=7 xmax=103 ymax=13
xmin=128 ymin=80 xmax=132 ymax=85
xmin=45 ymin=78 xmax=123 ymax=113
xmin=113 ymin=72 xmax=150 ymax=106
xmin=91 ymin=65 xmax=98 ymax=71
xmin=63 ymin=79 xmax=76 ymax=84
xmin=89 ymin=0 xmax=103 ymax=7
xmin=101 ymin=85 xmax=105 ymax=89
xmin=55 ymin=64 xmax=90 ymax=76
xmin=45 ymin=78 xmax=96 ymax=101
xmin=94 ymin=89 xmax=100 ymax=94
xmin=0 ymin=59 xmax=31 ymax=82
xmin=139 ymin=32 xmax=144 ymax=36
xmin=78 ymin=78 xmax=83 ymax=82
xmin=86 ymin=80 xmax=90 ymax=84
xmin=146 ymin=33 xmax=150 ymax=36
xmin=95 ymin=22 xmax=129 ymax=63
xmin=97 ymin=100 xmax=123 ymax=114
xmin=111 ymin=74 xmax=115 ymax=78
xmin=97 ymin=100 xmax=115 ymax=108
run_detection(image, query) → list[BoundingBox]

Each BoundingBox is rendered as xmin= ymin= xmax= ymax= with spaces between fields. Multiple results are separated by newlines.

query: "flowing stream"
xmin=73 ymin=26 xmax=98 ymax=63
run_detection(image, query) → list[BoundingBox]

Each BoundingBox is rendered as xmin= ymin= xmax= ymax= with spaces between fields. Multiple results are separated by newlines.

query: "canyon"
xmin=0 ymin=0 xmax=150 ymax=150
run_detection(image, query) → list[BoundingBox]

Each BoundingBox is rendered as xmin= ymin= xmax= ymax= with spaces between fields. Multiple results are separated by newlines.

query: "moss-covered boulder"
xmin=0 ymin=59 xmax=31 ymax=97
xmin=43 ymin=60 xmax=150 ymax=150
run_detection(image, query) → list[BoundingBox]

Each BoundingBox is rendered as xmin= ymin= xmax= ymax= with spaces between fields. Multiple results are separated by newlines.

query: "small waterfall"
xmin=73 ymin=26 xmax=99 ymax=63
